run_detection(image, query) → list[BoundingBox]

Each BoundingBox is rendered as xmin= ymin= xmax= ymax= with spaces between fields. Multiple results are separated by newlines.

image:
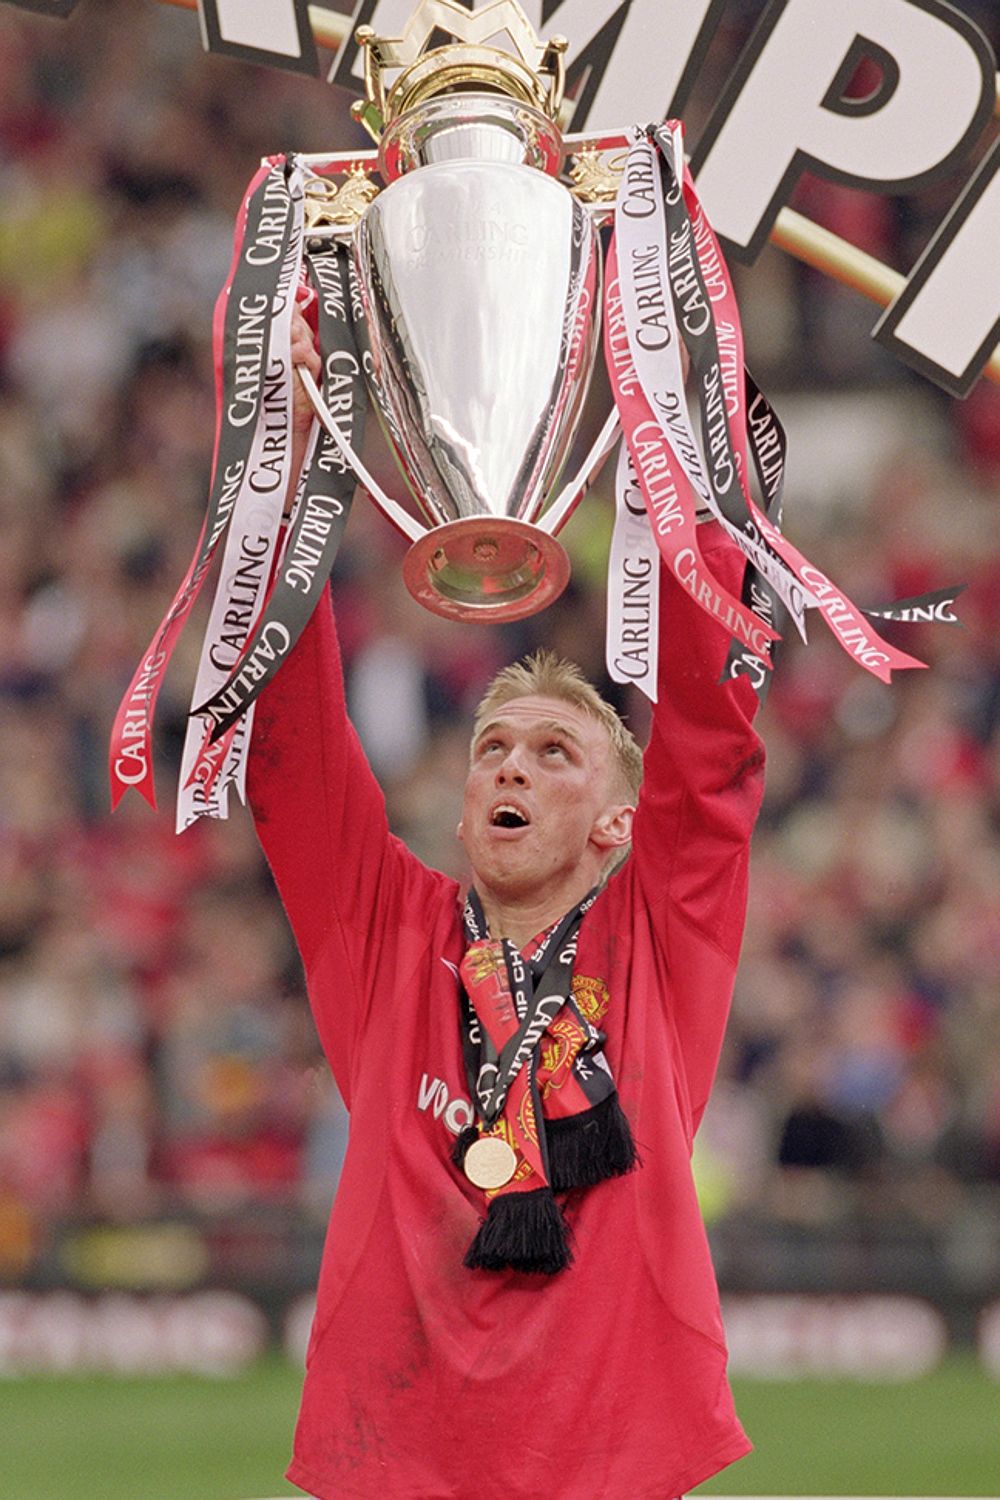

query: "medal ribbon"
xmin=459 ymin=888 xmax=616 ymax=1200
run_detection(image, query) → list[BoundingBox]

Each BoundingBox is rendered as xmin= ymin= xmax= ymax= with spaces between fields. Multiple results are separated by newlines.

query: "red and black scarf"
xmin=453 ymin=888 xmax=638 ymax=1274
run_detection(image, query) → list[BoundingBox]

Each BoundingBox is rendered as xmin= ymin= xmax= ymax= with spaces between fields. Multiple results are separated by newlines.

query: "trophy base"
xmin=402 ymin=516 xmax=570 ymax=623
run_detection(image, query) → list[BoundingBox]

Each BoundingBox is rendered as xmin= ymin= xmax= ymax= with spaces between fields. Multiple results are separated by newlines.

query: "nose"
xmin=496 ymin=746 xmax=529 ymax=786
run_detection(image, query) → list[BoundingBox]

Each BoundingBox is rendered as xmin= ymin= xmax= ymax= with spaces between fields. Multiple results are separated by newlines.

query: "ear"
xmin=590 ymin=803 xmax=635 ymax=851
xmin=456 ymin=818 xmax=464 ymax=843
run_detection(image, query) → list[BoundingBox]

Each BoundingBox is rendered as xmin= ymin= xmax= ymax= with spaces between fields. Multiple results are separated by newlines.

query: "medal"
xmin=463 ymin=1136 xmax=518 ymax=1190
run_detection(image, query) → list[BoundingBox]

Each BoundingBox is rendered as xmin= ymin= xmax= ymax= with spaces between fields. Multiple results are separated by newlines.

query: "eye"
xmin=543 ymin=740 xmax=568 ymax=758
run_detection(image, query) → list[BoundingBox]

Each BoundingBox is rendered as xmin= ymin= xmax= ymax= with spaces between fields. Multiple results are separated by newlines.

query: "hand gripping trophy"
xmin=110 ymin=0 xmax=942 ymax=828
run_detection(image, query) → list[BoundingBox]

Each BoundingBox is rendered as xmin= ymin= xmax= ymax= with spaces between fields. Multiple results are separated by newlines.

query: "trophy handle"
xmin=537 ymin=409 xmax=620 ymax=536
xmin=304 ymin=362 xmax=619 ymax=547
xmin=298 ymin=367 xmax=424 ymax=543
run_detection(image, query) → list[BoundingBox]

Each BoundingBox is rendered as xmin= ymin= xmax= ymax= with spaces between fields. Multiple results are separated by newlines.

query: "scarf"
xmin=453 ymin=888 xmax=637 ymax=1274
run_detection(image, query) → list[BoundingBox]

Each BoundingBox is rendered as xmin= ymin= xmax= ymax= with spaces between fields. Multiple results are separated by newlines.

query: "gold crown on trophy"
xmin=352 ymin=0 xmax=568 ymax=141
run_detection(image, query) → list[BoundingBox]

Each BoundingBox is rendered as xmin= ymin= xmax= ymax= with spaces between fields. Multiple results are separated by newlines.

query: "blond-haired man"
xmin=247 ymin=323 xmax=765 ymax=1499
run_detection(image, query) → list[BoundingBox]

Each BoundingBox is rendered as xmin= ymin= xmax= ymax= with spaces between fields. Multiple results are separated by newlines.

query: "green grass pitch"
xmin=0 ymin=1356 xmax=997 ymax=1499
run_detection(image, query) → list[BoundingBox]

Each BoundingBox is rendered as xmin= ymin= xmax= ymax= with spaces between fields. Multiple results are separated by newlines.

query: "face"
xmin=458 ymin=695 xmax=634 ymax=907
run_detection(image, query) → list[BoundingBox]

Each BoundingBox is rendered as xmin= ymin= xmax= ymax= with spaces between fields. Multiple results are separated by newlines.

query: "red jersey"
xmin=249 ymin=523 xmax=764 ymax=1500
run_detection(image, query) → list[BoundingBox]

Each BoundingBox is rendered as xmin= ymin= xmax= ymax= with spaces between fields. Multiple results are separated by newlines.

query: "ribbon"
xmin=606 ymin=123 xmax=931 ymax=692
xmin=604 ymin=243 xmax=781 ymax=667
xmin=605 ymin=441 xmax=661 ymax=702
xmin=175 ymin=159 xmax=306 ymax=829
xmin=459 ymin=889 xmax=600 ymax=1132
xmin=862 ymin=585 xmax=966 ymax=624
xmin=109 ymin=158 xmax=294 ymax=810
xmin=110 ymin=156 xmax=368 ymax=825
xmin=193 ymin=247 xmax=365 ymax=742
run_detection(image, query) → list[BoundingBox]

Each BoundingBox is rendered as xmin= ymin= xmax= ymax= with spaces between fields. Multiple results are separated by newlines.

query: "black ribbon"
xmin=459 ymin=888 xmax=599 ymax=1129
xmin=862 ymin=584 xmax=966 ymax=625
xmin=650 ymin=126 xmax=793 ymax=700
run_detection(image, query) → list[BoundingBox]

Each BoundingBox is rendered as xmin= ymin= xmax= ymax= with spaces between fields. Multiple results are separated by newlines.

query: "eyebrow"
xmin=475 ymin=718 xmax=586 ymax=751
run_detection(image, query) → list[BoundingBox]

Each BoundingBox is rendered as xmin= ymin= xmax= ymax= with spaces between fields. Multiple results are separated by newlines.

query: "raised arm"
xmin=248 ymin=307 xmax=450 ymax=1082
xmin=248 ymin=589 xmax=387 ymax=960
xmin=245 ymin=310 xmax=446 ymax=1084
xmin=248 ymin=308 xmax=398 ymax=982
xmin=247 ymin=590 xmax=437 ymax=1081
xmin=633 ymin=523 xmax=765 ymax=941
xmin=630 ymin=522 xmax=766 ymax=1131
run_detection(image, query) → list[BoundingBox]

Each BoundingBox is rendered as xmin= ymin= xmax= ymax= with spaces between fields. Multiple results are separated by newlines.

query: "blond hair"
xmin=471 ymin=650 xmax=643 ymax=806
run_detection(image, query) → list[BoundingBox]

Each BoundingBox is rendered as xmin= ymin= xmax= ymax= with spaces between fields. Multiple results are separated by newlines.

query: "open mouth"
xmin=490 ymin=803 xmax=530 ymax=830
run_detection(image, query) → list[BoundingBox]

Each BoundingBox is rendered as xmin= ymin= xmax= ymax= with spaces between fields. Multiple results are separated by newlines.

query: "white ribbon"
xmin=176 ymin=161 xmax=306 ymax=830
xmin=613 ymin=129 xmax=813 ymax=642
xmin=606 ymin=441 xmax=660 ymax=702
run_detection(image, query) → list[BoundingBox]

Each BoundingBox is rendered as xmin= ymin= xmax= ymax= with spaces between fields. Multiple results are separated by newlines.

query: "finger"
xmin=291 ymin=336 xmax=321 ymax=379
xmin=290 ymin=307 xmax=314 ymax=349
xmin=290 ymin=311 xmax=322 ymax=381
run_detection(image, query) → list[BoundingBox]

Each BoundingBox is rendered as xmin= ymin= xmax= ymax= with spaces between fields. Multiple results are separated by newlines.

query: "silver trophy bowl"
xmin=351 ymin=93 xmax=602 ymax=621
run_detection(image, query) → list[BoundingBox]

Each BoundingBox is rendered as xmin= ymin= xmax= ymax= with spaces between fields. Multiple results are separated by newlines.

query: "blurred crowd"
xmin=0 ymin=1 xmax=998 ymax=1284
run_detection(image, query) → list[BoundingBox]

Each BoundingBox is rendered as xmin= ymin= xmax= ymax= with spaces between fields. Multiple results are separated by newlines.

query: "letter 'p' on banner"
xmin=689 ymin=0 xmax=998 ymax=394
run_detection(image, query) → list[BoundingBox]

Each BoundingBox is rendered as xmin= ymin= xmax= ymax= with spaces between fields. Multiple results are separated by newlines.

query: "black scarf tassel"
xmin=546 ymin=1094 xmax=639 ymax=1193
xmin=464 ymin=1188 xmax=572 ymax=1275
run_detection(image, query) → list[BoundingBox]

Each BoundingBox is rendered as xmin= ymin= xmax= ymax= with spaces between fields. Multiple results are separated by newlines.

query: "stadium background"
xmin=0 ymin=0 xmax=998 ymax=1495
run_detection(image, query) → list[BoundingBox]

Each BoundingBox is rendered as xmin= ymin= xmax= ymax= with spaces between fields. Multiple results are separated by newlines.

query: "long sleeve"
xmin=629 ymin=522 xmax=765 ymax=1132
xmin=247 ymin=588 xmax=450 ymax=1095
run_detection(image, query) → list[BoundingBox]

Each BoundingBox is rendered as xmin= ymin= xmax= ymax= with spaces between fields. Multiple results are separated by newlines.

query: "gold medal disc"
xmin=463 ymin=1136 xmax=518 ymax=1190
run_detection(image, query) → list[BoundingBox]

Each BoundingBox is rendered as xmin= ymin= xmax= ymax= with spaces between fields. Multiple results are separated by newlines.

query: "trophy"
xmin=110 ymin=0 xmax=936 ymax=823
xmin=296 ymin=0 xmax=623 ymax=623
